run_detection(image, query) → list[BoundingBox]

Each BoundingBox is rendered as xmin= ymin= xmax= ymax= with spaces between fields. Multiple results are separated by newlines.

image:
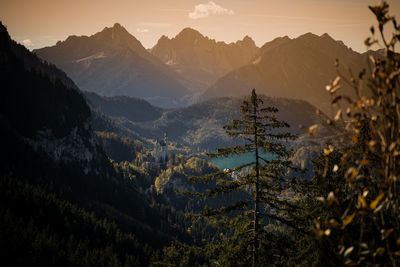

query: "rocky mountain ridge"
xmin=34 ymin=23 xmax=190 ymax=108
xmin=151 ymin=27 xmax=259 ymax=93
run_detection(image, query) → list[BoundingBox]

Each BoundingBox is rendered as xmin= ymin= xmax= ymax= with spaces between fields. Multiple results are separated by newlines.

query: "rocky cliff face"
xmin=151 ymin=27 xmax=259 ymax=93
xmin=34 ymin=23 xmax=190 ymax=108
xmin=202 ymin=33 xmax=369 ymax=114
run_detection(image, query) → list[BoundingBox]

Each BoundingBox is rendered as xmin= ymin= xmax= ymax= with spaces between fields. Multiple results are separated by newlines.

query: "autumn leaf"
xmin=324 ymin=229 xmax=331 ymax=236
xmin=375 ymin=247 xmax=385 ymax=256
xmin=343 ymin=213 xmax=355 ymax=227
xmin=300 ymin=124 xmax=318 ymax=138
xmin=382 ymin=228 xmax=394 ymax=239
xmin=344 ymin=246 xmax=354 ymax=257
xmin=378 ymin=72 xmax=387 ymax=78
xmin=333 ymin=164 xmax=339 ymax=172
xmin=334 ymin=109 xmax=342 ymax=121
xmin=370 ymin=193 xmax=385 ymax=210
xmin=333 ymin=76 xmax=341 ymax=87
xmin=393 ymin=251 xmax=400 ymax=256
xmin=358 ymin=195 xmax=367 ymax=208
xmin=345 ymin=167 xmax=357 ymax=180
xmin=324 ymin=145 xmax=334 ymax=155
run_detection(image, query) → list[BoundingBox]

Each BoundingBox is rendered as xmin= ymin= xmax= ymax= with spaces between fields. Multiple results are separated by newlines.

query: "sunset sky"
xmin=1 ymin=0 xmax=399 ymax=52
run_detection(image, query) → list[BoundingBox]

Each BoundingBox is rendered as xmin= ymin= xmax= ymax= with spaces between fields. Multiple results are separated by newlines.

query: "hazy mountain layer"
xmin=84 ymin=91 xmax=163 ymax=123
xmin=34 ymin=23 xmax=190 ymax=108
xmin=87 ymin=93 xmax=338 ymax=151
xmin=202 ymin=33 xmax=371 ymax=114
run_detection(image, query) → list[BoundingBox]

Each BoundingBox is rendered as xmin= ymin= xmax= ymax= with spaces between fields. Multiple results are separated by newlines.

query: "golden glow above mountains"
xmin=2 ymin=0 xmax=400 ymax=52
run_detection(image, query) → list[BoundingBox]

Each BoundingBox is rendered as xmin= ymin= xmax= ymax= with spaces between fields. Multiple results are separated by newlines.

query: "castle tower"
xmin=163 ymin=131 xmax=168 ymax=162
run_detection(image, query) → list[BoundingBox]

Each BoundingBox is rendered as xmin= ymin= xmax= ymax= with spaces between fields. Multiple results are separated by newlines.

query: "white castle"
xmin=154 ymin=131 xmax=168 ymax=163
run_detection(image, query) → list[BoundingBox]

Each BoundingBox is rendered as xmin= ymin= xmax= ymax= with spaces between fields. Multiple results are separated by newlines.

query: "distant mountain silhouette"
xmin=201 ymin=33 xmax=371 ymax=114
xmin=84 ymin=91 xmax=163 ymax=123
xmin=151 ymin=27 xmax=259 ymax=93
xmin=34 ymin=23 xmax=190 ymax=108
xmin=88 ymin=94 xmax=336 ymax=151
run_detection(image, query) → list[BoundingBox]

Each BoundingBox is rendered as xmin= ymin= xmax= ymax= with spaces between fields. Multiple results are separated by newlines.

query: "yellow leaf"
xmin=382 ymin=228 xmax=394 ymax=239
xmin=397 ymin=237 xmax=400 ymax=245
xmin=309 ymin=124 xmax=318 ymax=137
xmin=324 ymin=145 xmax=334 ymax=156
xmin=316 ymin=229 xmax=324 ymax=237
xmin=376 ymin=247 xmax=385 ymax=256
xmin=358 ymin=195 xmax=367 ymax=208
xmin=360 ymin=159 xmax=369 ymax=165
xmin=327 ymin=191 xmax=337 ymax=205
xmin=343 ymin=213 xmax=355 ymax=227
xmin=370 ymin=193 xmax=385 ymax=210
xmin=333 ymin=165 xmax=339 ymax=172
xmin=324 ymin=229 xmax=331 ymax=236
xmin=344 ymin=246 xmax=354 ymax=257
xmin=358 ymin=210 xmax=369 ymax=215
xmin=378 ymin=72 xmax=387 ymax=78
xmin=334 ymin=109 xmax=342 ymax=121
xmin=346 ymin=167 xmax=357 ymax=180
xmin=393 ymin=250 xmax=400 ymax=256
xmin=333 ymin=76 xmax=341 ymax=87
xmin=351 ymin=135 xmax=358 ymax=144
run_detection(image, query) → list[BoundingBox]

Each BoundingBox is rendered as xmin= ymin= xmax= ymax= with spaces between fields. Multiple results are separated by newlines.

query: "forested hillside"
xmin=0 ymin=22 xmax=200 ymax=266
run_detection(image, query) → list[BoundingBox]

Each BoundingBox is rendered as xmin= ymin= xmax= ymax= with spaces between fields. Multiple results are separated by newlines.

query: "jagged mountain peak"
xmin=320 ymin=32 xmax=334 ymax=40
xmin=174 ymin=27 xmax=206 ymax=42
xmin=151 ymin=27 xmax=260 ymax=91
xmin=154 ymin=35 xmax=170 ymax=47
xmin=296 ymin=32 xmax=340 ymax=45
xmin=97 ymin=22 xmax=131 ymax=38
xmin=296 ymin=32 xmax=320 ymax=40
xmin=93 ymin=23 xmax=143 ymax=48
xmin=34 ymin=24 xmax=190 ymax=108
xmin=294 ymin=31 xmax=353 ymax=53
xmin=51 ymin=23 xmax=145 ymax=54
xmin=259 ymin=35 xmax=292 ymax=54
xmin=236 ymin=35 xmax=256 ymax=47
xmin=202 ymin=31 xmax=365 ymax=114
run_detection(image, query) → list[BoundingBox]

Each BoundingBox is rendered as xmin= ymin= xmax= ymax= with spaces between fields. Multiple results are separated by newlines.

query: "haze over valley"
xmin=1 ymin=1 xmax=400 ymax=266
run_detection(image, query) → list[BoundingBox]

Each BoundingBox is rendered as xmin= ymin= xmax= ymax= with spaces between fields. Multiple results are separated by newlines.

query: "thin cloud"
xmin=22 ymin=39 xmax=33 ymax=47
xmin=189 ymin=1 xmax=234 ymax=19
xmin=136 ymin=28 xmax=149 ymax=33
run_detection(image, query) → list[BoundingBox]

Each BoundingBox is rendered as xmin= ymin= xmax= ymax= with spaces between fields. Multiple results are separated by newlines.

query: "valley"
xmin=1 ymin=1 xmax=399 ymax=265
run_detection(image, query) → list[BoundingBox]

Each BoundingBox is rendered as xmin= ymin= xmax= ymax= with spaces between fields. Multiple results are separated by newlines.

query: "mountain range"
xmin=150 ymin=27 xmax=259 ymax=93
xmin=34 ymin=23 xmax=190 ymax=108
xmin=34 ymin=23 xmax=373 ymax=114
xmin=201 ymin=32 xmax=372 ymax=114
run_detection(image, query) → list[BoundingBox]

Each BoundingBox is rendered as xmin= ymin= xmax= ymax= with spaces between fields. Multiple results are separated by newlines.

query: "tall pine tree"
xmin=189 ymin=89 xmax=298 ymax=266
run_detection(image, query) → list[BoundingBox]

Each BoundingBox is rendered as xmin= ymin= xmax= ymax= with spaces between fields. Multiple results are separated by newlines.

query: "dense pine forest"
xmin=1 ymin=1 xmax=400 ymax=266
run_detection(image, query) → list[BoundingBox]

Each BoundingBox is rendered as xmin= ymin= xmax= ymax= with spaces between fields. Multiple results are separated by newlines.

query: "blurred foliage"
xmin=312 ymin=2 xmax=400 ymax=266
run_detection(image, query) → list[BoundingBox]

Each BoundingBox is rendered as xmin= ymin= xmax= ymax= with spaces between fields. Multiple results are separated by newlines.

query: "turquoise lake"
xmin=210 ymin=151 xmax=273 ymax=170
